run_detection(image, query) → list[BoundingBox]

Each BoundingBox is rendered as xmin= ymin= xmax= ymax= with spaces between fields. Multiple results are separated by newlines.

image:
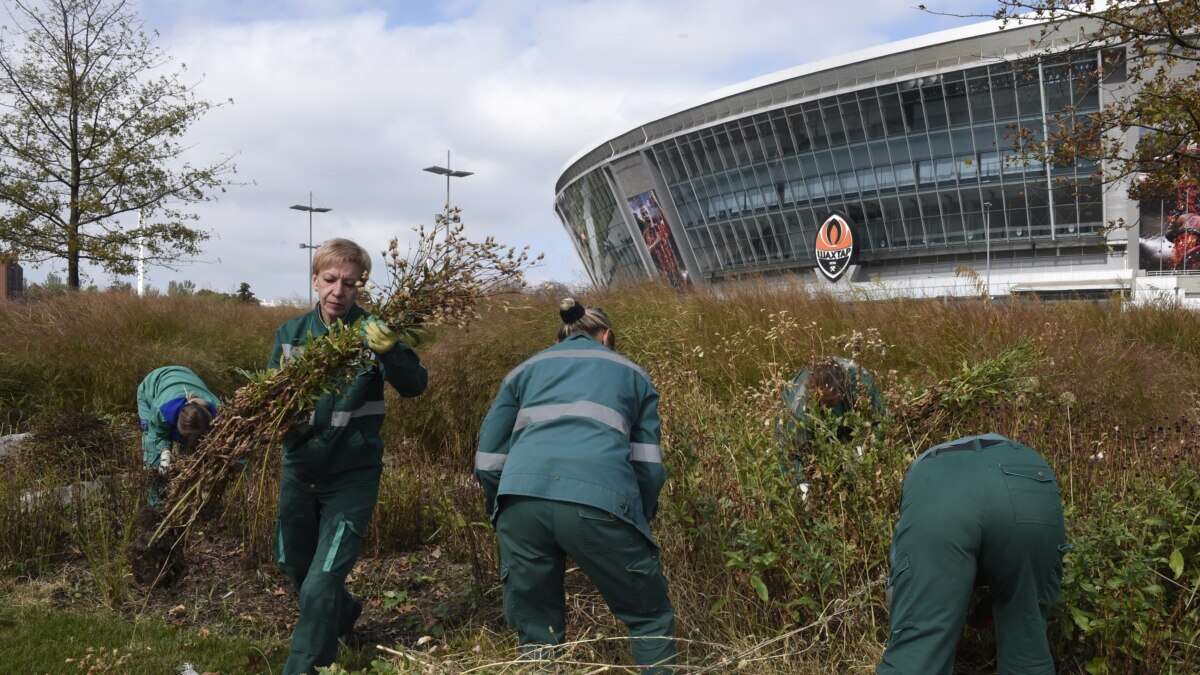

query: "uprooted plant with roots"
xmin=131 ymin=208 xmax=540 ymax=586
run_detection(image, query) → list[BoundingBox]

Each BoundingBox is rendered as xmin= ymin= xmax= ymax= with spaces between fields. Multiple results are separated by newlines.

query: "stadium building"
xmin=553 ymin=17 xmax=1198 ymax=302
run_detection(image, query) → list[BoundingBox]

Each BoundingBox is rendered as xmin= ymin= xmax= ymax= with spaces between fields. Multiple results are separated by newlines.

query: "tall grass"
xmin=2 ymin=286 xmax=1199 ymax=672
xmin=0 ymin=292 xmax=295 ymax=428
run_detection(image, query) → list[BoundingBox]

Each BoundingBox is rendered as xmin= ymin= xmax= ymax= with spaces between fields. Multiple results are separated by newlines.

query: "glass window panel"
xmin=960 ymin=187 xmax=982 ymax=214
xmin=888 ymin=137 xmax=910 ymax=163
xmin=729 ymin=125 xmax=752 ymax=164
xmin=816 ymin=150 xmax=836 ymax=175
xmin=783 ymin=156 xmax=804 ymax=180
xmin=1073 ymin=57 xmax=1100 ymax=112
xmin=831 ymin=147 xmax=852 ymax=170
xmin=990 ymin=69 xmax=1018 ymax=120
xmin=973 ymin=125 xmax=998 ymax=152
xmin=822 ymin=101 xmax=847 ymax=146
xmin=862 ymin=94 xmax=885 ymax=139
xmin=908 ymin=134 xmax=932 ymax=161
xmin=894 ymin=162 xmax=915 ymax=187
xmin=922 ymin=81 xmax=948 ymax=129
xmin=951 ymin=128 xmax=975 ymax=155
xmin=857 ymin=167 xmax=876 ymax=192
xmin=901 ymin=85 xmax=926 ymax=132
xmin=944 ymin=74 xmax=971 ymax=127
xmin=941 ymin=192 xmax=965 ymax=241
xmin=930 ymin=131 xmax=953 ymax=158
xmin=918 ymin=159 xmax=936 ymax=184
xmin=968 ymin=75 xmax=994 ymax=123
xmin=841 ymin=94 xmax=865 ymax=143
xmin=840 ymin=170 xmax=860 ymax=194
xmin=879 ymin=89 xmax=906 ymax=136
xmin=807 ymin=176 xmax=824 ymax=198
xmin=1044 ymin=62 xmax=1071 ymax=114
xmin=936 ymin=158 xmax=957 ymax=182
xmin=800 ymin=154 xmax=818 ymax=178
xmin=714 ymin=129 xmax=736 ymax=167
xmin=851 ymin=145 xmax=872 ymax=170
xmin=772 ymin=115 xmax=795 ymax=156
xmin=1054 ymin=194 xmax=1078 ymax=233
xmin=958 ymin=156 xmax=979 ymax=181
xmin=823 ymin=175 xmax=840 ymax=197
xmin=752 ymin=120 xmax=772 ymax=162
xmin=876 ymin=165 xmax=896 ymax=189
xmin=979 ymin=151 xmax=1001 ymax=177
xmin=702 ymin=134 xmax=722 ymax=172
xmin=1015 ymin=65 xmax=1042 ymax=118
xmin=788 ymin=112 xmax=811 ymax=152
xmin=940 ymin=190 xmax=962 ymax=215
xmin=805 ymin=105 xmax=828 ymax=149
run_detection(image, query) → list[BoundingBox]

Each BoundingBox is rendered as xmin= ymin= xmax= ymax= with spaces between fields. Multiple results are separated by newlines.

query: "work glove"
xmin=397 ymin=326 xmax=429 ymax=350
xmin=363 ymin=317 xmax=399 ymax=354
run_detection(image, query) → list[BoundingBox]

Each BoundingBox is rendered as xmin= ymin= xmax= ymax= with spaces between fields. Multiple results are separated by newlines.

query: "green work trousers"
xmin=275 ymin=468 xmax=379 ymax=675
xmin=878 ymin=435 xmax=1067 ymax=675
xmin=496 ymin=496 xmax=675 ymax=672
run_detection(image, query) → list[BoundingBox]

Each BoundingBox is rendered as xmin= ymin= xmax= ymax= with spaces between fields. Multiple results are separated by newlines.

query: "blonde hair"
xmin=177 ymin=398 xmax=214 ymax=441
xmin=556 ymin=298 xmax=613 ymax=342
xmin=312 ymin=238 xmax=371 ymax=276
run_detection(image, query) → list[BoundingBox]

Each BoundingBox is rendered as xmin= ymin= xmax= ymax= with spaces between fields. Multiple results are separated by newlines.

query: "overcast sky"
xmin=21 ymin=0 xmax=997 ymax=302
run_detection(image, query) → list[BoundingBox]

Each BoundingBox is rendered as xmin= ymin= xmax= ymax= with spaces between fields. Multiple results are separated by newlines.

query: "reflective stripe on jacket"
xmin=474 ymin=334 xmax=666 ymax=545
xmin=268 ymin=304 xmax=427 ymax=481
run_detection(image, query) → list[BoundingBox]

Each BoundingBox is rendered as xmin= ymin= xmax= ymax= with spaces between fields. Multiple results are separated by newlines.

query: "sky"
xmin=20 ymin=0 xmax=998 ymax=302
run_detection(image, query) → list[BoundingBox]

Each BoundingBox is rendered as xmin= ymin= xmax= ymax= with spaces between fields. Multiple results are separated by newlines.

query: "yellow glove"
xmin=364 ymin=319 xmax=399 ymax=354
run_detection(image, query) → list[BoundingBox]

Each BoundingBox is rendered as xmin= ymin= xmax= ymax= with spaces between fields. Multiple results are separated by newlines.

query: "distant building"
xmin=0 ymin=262 xmax=23 ymax=300
xmin=555 ymin=16 xmax=1199 ymax=303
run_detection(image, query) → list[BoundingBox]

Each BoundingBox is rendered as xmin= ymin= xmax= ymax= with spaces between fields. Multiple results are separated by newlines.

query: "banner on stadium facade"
xmin=815 ymin=213 xmax=855 ymax=281
xmin=628 ymin=190 xmax=688 ymax=287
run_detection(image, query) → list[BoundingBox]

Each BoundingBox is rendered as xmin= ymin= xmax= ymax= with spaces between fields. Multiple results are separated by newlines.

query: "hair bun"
xmin=559 ymin=297 xmax=586 ymax=324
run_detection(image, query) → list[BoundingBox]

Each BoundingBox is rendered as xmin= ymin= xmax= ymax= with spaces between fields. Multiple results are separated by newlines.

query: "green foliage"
xmin=0 ymin=0 xmax=234 ymax=288
xmin=235 ymin=282 xmax=258 ymax=304
xmin=1055 ymin=474 xmax=1200 ymax=672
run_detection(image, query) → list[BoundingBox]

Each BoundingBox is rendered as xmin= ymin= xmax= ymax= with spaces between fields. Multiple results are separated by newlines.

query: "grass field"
xmin=1 ymin=285 xmax=1198 ymax=673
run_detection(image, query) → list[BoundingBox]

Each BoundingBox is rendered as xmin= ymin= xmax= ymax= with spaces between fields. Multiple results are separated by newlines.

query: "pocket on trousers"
xmin=321 ymin=519 xmax=365 ymax=574
xmin=1000 ymin=464 xmax=1063 ymax=526
xmin=625 ymin=552 xmax=669 ymax=615
xmin=577 ymin=506 xmax=628 ymax=552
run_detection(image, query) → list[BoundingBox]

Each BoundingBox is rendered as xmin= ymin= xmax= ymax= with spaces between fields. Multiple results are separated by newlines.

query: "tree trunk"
xmin=67 ymin=222 xmax=80 ymax=289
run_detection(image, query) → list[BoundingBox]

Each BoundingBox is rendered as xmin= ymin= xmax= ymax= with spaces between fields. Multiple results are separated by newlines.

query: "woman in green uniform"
xmin=136 ymin=365 xmax=218 ymax=505
xmin=270 ymin=238 xmax=427 ymax=674
xmin=878 ymin=433 xmax=1067 ymax=675
xmin=474 ymin=298 xmax=674 ymax=671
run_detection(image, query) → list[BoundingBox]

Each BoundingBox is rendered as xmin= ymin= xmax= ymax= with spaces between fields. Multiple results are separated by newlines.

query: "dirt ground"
xmin=6 ymin=530 xmax=497 ymax=656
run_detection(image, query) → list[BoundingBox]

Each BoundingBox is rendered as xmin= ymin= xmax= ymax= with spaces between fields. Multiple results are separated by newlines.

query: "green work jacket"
xmin=268 ymin=304 xmax=427 ymax=482
xmin=137 ymin=365 xmax=219 ymax=464
xmin=474 ymin=334 xmax=666 ymax=545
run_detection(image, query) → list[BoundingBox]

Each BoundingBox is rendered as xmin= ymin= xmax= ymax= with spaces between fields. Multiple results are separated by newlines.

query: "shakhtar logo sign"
xmin=815 ymin=214 xmax=855 ymax=282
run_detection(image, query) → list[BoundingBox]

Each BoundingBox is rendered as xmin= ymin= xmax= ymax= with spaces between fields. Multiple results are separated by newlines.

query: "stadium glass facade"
xmin=554 ymin=18 xmax=1160 ymax=298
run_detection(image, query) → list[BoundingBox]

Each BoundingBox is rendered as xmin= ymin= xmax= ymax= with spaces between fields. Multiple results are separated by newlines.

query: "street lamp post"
xmin=423 ymin=150 xmax=474 ymax=220
xmin=983 ymin=201 xmax=992 ymax=298
xmin=289 ymin=191 xmax=332 ymax=305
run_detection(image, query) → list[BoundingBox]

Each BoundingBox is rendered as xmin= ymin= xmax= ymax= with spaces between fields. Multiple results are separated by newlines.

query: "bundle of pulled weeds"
xmin=131 ymin=209 xmax=540 ymax=586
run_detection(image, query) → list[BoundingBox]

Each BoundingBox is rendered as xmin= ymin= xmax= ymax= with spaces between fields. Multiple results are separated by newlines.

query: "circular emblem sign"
xmin=815 ymin=214 xmax=855 ymax=281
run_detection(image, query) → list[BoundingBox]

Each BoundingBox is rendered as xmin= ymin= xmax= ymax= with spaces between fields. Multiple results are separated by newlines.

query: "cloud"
xmin=22 ymin=0 xmax=996 ymax=300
